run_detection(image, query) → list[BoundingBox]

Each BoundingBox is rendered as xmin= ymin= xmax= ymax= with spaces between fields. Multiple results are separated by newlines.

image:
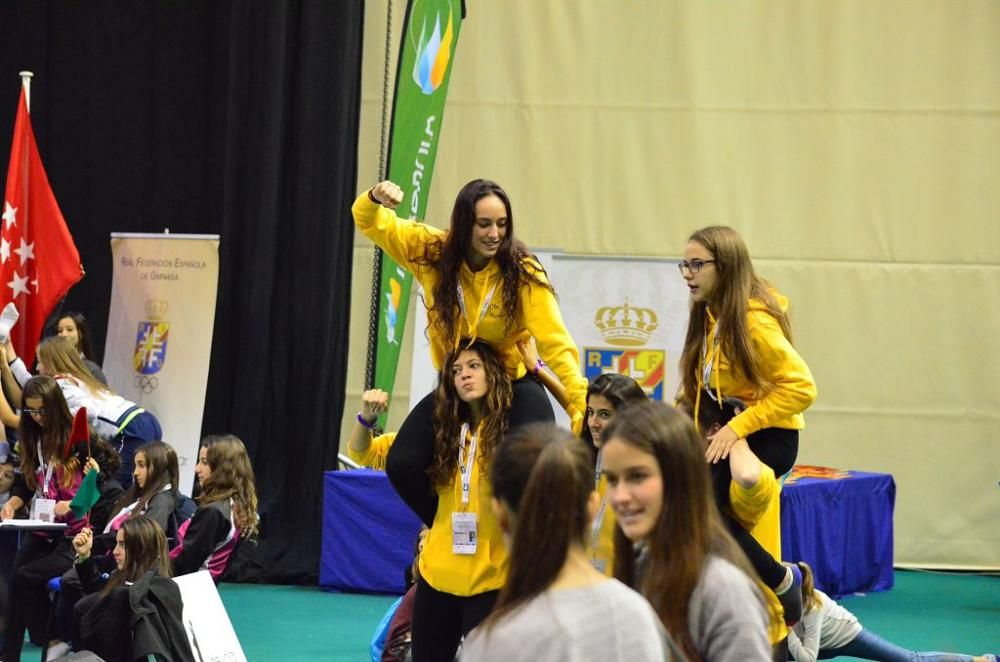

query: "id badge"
xmin=32 ymin=498 xmax=56 ymax=523
xmin=451 ymin=511 xmax=478 ymax=555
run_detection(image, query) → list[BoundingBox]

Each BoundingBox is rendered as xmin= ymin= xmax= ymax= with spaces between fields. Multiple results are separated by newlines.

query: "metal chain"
xmin=365 ymin=0 xmax=395 ymax=391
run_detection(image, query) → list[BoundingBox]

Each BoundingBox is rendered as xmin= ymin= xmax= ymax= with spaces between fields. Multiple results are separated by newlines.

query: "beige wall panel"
xmin=347 ymin=0 xmax=1000 ymax=567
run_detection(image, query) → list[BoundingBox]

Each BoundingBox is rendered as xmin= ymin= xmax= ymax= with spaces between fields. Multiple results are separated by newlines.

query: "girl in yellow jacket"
xmin=678 ymin=225 xmax=818 ymax=624
xmin=411 ymin=340 xmax=510 ymax=662
xmin=353 ymin=180 xmax=587 ymax=526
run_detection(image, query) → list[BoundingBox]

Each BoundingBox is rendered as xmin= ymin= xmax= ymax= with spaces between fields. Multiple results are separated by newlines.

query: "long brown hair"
xmin=606 ymin=401 xmax=760 ymax=661
xmin=428 ymin=340 xmax=511 ymax=486
xmin=198 ymin=435 xmax=259 ymax=539
xmin=411 ymin=179 xmax=554 ymax=347
xmin=110 ymin=441 xmax=180 ymax=521
xmin=797 ymin=561 xmax=821 ymax=614
xmin=37 ymin=336 xmax=110 ymax=395
xmin=19 ymin=376 xmax=79 ymax=490
xmin=100 ymin=516 xmax=171 ymax=598
xmin=484 ymin=424 xmax=593 ymax=628
xmin=678 ymin=226 xmax=792 ymax=402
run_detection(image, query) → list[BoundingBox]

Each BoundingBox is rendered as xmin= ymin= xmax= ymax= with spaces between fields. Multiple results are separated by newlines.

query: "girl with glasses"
xmin=678 ymin=225 xmax=817 ymax=625
xmin=0 ymin=376 xmax=94 ymax=662
xmin=353 ymin=180 xmax=587 ymax=527
xmin=5 ymin=336 xmax=162 ymax=490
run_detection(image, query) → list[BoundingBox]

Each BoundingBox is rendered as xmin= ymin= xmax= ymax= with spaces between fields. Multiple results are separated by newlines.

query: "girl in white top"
xmin=789 ymin=562 xmax=995 ymax=662
xmin=461 ymin=424 xmax=675 ymax=662
xmin=8 ymin=336 xmax=162 ymax=489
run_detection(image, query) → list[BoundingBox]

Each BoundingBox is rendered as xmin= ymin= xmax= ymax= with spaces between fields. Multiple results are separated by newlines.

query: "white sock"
xmin=0 ymin=302 xmax=18 ymax=344
xmin=775 ymin=565 xmax=794 ymax=595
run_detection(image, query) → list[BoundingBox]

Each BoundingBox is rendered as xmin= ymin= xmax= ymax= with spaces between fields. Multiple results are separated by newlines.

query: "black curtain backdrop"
xmin=0 ymin=1 xmax=364 ymax=583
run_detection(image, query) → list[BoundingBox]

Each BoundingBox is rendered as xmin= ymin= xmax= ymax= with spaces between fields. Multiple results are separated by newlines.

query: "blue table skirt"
xmin=320 ymin=469 xmax=422 ymax=594
xmin=780 ymin=467 xmax=895 ymax=598
xmin=321 ymin=466 xmax=896 ymax=598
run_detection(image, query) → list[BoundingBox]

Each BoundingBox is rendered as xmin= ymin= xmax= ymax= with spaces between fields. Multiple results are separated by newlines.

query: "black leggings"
xmin=711 ymin=427 xmax=798 ymax=589
xmin=386 ymin=376 xmax=554 ymax=526
xmin=1 ymin=534 xmax=75 ymax=660
xmin=410 ymin=576 xmax=498 ymax=662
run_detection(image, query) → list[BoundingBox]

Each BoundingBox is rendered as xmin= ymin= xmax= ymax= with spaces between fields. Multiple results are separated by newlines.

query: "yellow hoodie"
xmin=702 ymin=293 xmax=817 ymax=439
xmin=418 ymin=427 xmax=508 ymax=596
xmin=352 ymin=193 xmax=588 ymax=419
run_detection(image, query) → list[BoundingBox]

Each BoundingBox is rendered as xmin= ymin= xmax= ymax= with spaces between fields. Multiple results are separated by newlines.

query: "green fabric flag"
xmin=69 ymin=469 xmax=100 ymax=519
xmin=373 ymin=0 xmax=465 ymax=416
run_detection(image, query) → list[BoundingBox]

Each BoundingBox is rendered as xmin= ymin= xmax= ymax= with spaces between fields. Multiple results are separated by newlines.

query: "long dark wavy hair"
xmin=483 ymin=424 xmax=594 ymax=630
xmin=606 ymin=401 xmax=761 ymax=661
xmin=199 ymin=435 xmax=259 ymax=539
xmin=428 ymin=340 xmax=512 ymax=487
xmin=580 ymin=373 xmax=647 ymax=461
xmin=100 ymin=516 xmax=171 ymax=598
xmin=678 ymin=226 xmax=792 ymax=402
xmin=411 ymin=179 xmax=554 ymax=347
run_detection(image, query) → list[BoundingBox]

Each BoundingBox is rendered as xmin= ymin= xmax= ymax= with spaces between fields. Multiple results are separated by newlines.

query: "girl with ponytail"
xmin=461 ymin=423 xmax=674 ymax=662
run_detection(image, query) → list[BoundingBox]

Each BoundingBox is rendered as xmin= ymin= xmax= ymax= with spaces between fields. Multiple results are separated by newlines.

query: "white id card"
xmin=32 ymin=498 xmax=56 ymax=523
xmin=452 ymin=511 xmax=478 ymax=555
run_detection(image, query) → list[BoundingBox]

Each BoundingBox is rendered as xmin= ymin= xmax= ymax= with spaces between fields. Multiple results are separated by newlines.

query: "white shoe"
xmin=46 ymin=641 xmax=71 ymax=660
xmin=0 ymin=302 xmax=18 ymax=344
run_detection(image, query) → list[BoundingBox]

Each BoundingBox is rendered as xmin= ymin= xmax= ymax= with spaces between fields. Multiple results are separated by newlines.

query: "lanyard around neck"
xmin=457 ymin=422 xmax=479 ymax=507
xmin=701 ymin=319 xmax=721 ymax=398
xmin=37 ymin=442 xmax=54 ymax=496
xmin=456 ymin=280 xmax=498 ymax=341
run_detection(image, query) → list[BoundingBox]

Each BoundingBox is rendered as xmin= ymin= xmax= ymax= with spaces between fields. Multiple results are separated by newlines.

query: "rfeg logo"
xmin=411 ymin=0 xmax=455 ymax=94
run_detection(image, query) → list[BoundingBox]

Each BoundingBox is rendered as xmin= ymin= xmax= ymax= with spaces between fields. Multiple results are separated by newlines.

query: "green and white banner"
xmin=374 ymin=0 xmax=464 ymax=406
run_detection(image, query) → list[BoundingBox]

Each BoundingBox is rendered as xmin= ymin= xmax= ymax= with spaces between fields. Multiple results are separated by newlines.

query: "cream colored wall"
xmin=345 ymin=1 xmax=1000 ymax=567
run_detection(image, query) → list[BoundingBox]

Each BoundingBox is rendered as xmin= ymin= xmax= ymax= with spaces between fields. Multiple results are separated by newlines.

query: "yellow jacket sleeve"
xmin=729 ymin=465 xmax=778 ymax=531
xmin=519 ymin=263 xmax=588 ymax=418
xmin=346 ymin=433 xmax=396 ymax=472
xmin=351 ymin=192 xmax=445 ymax=275
xmin=728 ymin=310 xmax=817 ymax=439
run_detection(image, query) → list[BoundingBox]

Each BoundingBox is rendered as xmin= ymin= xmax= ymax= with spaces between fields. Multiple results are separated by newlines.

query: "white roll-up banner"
xmin=103 ymin=233 xmax=220 ymax=495
xmin=410 ymin=252 xmax=690 ymax=425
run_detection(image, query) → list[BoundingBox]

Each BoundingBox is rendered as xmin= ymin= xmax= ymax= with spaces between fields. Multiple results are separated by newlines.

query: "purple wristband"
xmin=357 ymin=412 xmax=376 ymax=429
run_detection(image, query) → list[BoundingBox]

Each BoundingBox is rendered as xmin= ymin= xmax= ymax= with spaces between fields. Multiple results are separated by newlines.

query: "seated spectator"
xmin=55 ymin=312 xmax=108 ymax=386
xmin=170 ymin=435 xmax=258 ymax=581
xmin=70 ymin=516 xmax=193 ymax=661
xmin=6 ymin=337 xmax=163 ymax=488
xmin=372 ymin=526 xmax=429 ymax=662
xmin=54 ymin=440 xmax=180 ymax=652
xmin=349 ymin=389 xmax=396 ymax=470
xmin=789 ymin=562 xmax=996 ymax=662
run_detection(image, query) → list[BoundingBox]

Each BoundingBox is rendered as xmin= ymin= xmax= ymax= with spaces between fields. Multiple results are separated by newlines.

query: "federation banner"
xmin=103 ymin=233 xmax=220 ymax=494
xmin=549 ymin=255 xmax=690 ymax=403
xmin=373 ymin=0 xmax=465 ymax=412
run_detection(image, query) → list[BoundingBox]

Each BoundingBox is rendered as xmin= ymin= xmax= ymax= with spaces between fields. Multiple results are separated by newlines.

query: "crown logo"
xmin=594 ymin=301 xmax=658 ymax=347
xmin=144 ymin=299 xmax=169 ymax=320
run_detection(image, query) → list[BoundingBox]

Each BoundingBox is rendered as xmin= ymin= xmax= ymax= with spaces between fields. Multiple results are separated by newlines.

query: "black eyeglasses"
xmin=677 ymin=259 xmax=716 ymax=274
xmin=22 ymin=408 xmax=44 ymax=416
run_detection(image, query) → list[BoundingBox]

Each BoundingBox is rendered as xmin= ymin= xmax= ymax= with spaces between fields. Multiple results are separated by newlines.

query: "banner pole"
xmin=365 ymin=0 xmax=396 ymax=392
xmin=18 ymin=71 xmax=32 ymax=112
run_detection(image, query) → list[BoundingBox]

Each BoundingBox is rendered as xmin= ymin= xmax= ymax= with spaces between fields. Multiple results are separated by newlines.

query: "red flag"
xmin=1 ymin=84 xmax=83 ymax=367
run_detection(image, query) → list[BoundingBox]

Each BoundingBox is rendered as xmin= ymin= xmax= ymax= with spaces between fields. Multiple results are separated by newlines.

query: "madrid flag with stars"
xmin=1 ymin=84 xmax=83 ymax=367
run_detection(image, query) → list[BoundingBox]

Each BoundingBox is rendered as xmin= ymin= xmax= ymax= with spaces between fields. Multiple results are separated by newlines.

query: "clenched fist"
xmin=369 ymin=181 xmax=404 ymax=210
